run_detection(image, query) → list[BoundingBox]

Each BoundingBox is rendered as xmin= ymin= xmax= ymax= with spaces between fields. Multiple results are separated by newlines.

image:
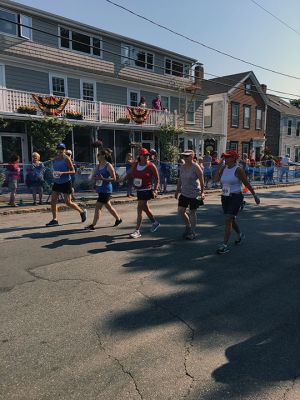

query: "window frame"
xmin=204 ymin=103 xmax=213 ymax=128
xmin=19 ymin=14 xmax=32 ymax=40
xmin=255 ymin=107 xmax=263 ymax=130
xmin=242 ymin=142 xmax=250 ymax=155
xmin=0 ymin=8 xmax=18 ymax=37
xmin=58 ymin=26 xmax=103 ymax=58
xmin=287 ymin=119 xmax=292 ymax=136
xmin=186 ymin=100 xmax=195 ymax=124
xmin=231 ymin=102 xmax=240 ymax=128
xmin=286 ymin=146 xmax=291 ymax=157
xmin=229 ymin=141 xmax=238 ymax=151
xmin=296 ymin=121 xmax=300 ymax=137
xmin=160 ymin=95 xmax=170 ymax=111
xmin=49 ymin=73 xmax=68 ymax=97
xmin=243 ymin=104 xmax=251 ymax=129
xmin=245 ymin=82 xmax=252 ymax=95
xmin=121 ymin=44 xmax=154 ymax=71
xmin=0 ymin=63 xmax=6 ymax=88
xmin=164 ymin=57 xmax=190 ymax=78
xmin=80 ymin=79 xmax=96 ymax=102
xmin=127 ymin=88 xmax=140 ymax=107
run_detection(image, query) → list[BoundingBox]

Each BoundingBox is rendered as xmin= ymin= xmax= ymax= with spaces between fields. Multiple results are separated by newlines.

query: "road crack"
xmin=95 ymin=328 xmax=143 ymax=400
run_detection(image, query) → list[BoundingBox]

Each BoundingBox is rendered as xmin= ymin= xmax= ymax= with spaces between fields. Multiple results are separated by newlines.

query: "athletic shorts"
xmin=137 ymin=189 xmax=153 ymax=201
xmin=178 ymin=194 xmax=202 ymax=210
xmin=221 ymin=193 xmax=243 ymax=217
xmin=52 ymin=181 xmax=72 ymax=194
xmin=97 ymin=192 xmax=112 ymax=204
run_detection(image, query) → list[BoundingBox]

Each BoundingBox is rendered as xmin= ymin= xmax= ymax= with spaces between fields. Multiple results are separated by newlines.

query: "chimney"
xmin=194 ymin=64 xmax=204 ymax=88
xmin=261 ymin=84 xmax=267 ymax=93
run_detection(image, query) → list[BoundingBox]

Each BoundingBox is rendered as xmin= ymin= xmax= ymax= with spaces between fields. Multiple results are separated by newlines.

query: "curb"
xmin=0 ymin=183 xmax=299 ymax=216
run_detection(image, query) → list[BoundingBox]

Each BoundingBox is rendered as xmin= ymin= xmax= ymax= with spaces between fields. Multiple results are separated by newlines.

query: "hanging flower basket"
xmin=65 ymin=111 xmax=83 ymax=120
xmin=17 ymin=106 xmax=37 ymax=115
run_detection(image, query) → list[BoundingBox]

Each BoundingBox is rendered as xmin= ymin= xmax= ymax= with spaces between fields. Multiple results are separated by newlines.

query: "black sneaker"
xmin=235 ymin=233 xmax=245 ymax=245
xmin=114 ymin=219 xmax=123 ymax=227
xmin=84 ymin=224 xmax=95 ymax=231
xmin=80 ymin=209 xmax=87 ymax=223
xmin=46 ymin=219 xmax=59 ymax=227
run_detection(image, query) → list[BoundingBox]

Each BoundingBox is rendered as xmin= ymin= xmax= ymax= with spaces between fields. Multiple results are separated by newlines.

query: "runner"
xmin=175 ymin=150 xmax=205 ymax=240
xmin=214 ymin=150 xmax=260 ymax=254
xmin=127 ymin=148 xmax=160 ymax=239
xmin=46 ymin=143 xmax=87 ymax=226
xmin=85 ymin=150 xmax=122 ymax=230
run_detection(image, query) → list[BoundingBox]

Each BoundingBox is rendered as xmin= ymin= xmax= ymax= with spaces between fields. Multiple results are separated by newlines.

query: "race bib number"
xmin=133 ymin=178 xmax=142 ymax=188
xmin=222 ymin=184 xmax=231 ymax=197
xmin=53 ymin=171 xmax=60 ymax=179
xmin=95 ymin=180 xmax=103 ymax=187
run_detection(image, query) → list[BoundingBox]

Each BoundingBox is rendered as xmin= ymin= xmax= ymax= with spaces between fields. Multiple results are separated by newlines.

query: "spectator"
xmin=6 ymin=154 xmax=21 ymax=207
xmin=159 ymin=157 xmax=171 ymax=193
xmin=66 ymin=149 xmax=76 ymax=200
xmin=279 ymin=154 xmax=290 ymax=183
xmin=125 ymin=153 xmax=135 ymax=197
xmin=138 ymin=96 xmax=147 ymax=108
xmin=152 ymin=95 xmax=163 ymax=110
xmin=203 ymin=151 xmax=212 ymax=188
xmin=26 ymin=152 xmax=45 ymax=205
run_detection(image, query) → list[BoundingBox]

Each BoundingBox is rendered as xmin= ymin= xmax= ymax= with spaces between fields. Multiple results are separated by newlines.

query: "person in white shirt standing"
xmin=279 ymin=154 xmax=290 ymax=183
xmin=214 ymin=150 xmax=260 ymax=254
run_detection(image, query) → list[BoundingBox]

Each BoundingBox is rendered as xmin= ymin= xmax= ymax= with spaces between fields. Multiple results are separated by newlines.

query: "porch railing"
xmin=0 ymin=88 xmax=175 ymax=127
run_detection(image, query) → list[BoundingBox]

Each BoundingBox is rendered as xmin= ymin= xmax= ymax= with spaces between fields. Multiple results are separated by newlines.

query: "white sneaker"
xmin=130 ymin=230 xmax=141 ymax=239
xmin=150 ymin=221 xmax=160 ymax=233
xmin=216 ymin=244 xmax=230 ymax=254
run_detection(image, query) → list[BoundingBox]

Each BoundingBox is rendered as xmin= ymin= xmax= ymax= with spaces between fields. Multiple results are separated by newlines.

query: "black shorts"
xmin=137 ymin=189 xmax=153 ymax=201
xmin=221 ymin=193 xmax=244 ymax=216
xmin=178 ymin=194 xmax=202 ymax=210
xmin=52 ymin=181 xmax=72 ymax=194
xmin=97 ymin=193 xmax=112 ymax=204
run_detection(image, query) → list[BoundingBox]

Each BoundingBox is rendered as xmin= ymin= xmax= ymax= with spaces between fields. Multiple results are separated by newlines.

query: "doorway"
xmin=0 ymin=133 xmax=28 ymax=179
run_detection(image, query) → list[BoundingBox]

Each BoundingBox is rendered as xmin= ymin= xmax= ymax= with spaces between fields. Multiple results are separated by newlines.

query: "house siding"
xmin=32 ymin=17 xmax=58 ymax=47
xmin=67 ymin=77 xmax=80 ymax=99
xmin=96 ymin=83 xmax=127 ymax=104
xmin=5 ymin=65 xmax=49 ymax=93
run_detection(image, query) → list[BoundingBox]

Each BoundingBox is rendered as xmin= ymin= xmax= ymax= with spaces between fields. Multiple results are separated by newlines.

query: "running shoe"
xmin=130 ymin=230 xmax=141 ymax=239
xmin=114 ymin=219 xmax=123 ymax=227
xmin=186 ymin=229 xmax=196 ymax=240
xmin=216 ymin=244 xmax=229 ymax=254
xmin=80 ymin=209 xmax=87 ymax=223
xmin=84 ymin=224 xmax=95 ymax=231
xmin=235 ymin=233 xmax=245 ymax=245
xmin=46 ymin=219 xmax=59 ymax=227
xmin=150 ymin=221 xmax=160 ymax=233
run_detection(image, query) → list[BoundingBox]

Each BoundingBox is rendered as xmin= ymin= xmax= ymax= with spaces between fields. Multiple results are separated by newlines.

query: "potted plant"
xmin=65 ymin=111 xmax=83 ymax=120
xmin=117 ymin=117 xmax=130 ymax=124
xmin=17 ymin=105 xmax=37 ymax=115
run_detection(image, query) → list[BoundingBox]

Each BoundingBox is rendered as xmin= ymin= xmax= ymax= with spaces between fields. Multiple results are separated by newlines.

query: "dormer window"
xmin=165 ymin=58 xmax=190 ymax=78
xmin=59 ymin=27 xmax=102 ymax=57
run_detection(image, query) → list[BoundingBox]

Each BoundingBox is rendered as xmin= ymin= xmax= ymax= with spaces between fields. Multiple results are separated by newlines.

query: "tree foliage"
xmin=0 ymin=118 xmax=8 ymax=130
xmin=159 ymin=125 xmax=185 ymax=162
xmin=290 ymin=99 xmax=300 ymax=108
xmin=27 ymin=117 xmax=72 ymax=160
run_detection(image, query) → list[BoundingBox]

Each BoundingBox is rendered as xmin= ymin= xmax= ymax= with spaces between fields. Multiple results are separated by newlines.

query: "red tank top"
xmin=131 ymin=162 xmax=153 ymax=190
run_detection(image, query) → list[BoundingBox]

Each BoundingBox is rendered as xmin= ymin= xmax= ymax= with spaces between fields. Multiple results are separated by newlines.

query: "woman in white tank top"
xmin=214 ymin=150 xmax=260 ymax=254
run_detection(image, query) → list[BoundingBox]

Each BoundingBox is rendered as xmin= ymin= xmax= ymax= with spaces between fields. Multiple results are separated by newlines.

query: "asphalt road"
xmin=1 ymin=186 xmax=300 ymax=400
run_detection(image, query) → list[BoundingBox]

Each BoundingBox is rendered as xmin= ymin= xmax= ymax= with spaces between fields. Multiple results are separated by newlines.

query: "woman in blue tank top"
xmin=46 ymin=143 xmax=87 ymax=226
xmin=85 ymin=149 xmax=122 ymax=231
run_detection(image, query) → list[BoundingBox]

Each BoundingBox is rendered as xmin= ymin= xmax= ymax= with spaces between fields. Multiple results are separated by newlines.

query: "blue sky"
xmin=19 ymin=0 xmax=300 ymax=100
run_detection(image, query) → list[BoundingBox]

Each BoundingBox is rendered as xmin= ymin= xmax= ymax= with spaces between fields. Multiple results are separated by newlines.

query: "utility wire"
xmin=105 ymin=0 xmax=300 ymax=81
xmin=0 ymin=17 xmax=299 ymax=100
xmin=249 ymin=0 xmax=300 ymax=36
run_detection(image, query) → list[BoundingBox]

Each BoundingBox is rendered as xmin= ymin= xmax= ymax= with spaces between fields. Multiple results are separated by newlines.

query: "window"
xmin=128 ymin=90 xmax=140 ymax=107
xmin=245 ymin=83 xmax=252 ymax=95
xmin=255 ymin=108 xmax=262 ymax=130
xmin=231 ymin=102 xmax=239 ymax=127
xmin=0 ymin=9 xmax=17 ymax=36
xmin=287 ymin=120 xmax=292 ymax=135
xmin=161 ymin=96 xmax=170 ymax=111
xmin=165 ymin=58 xmax=190 ymax=78
xmin=243 ymin=105 xmax=251 ymax=129
xmin=242 ymin=142 xmax=249 ymax=155
xmin=121 ymin=44 xmax=154 ymax=70
xmin=81 ymin=81 xmax=95 ymax=101
xmin=50 ymin=75 xmax=66 ymax=97
xmin=286 ymin=147 xmax=291 ymax=157
xmin=186 ymin=101 xmax=195 ymax=124
xmin=204 ymin=104 xmax=212 ymax=127
xmin=229 ymin=141 xmax=238 ymax=151
xmin=295 ymin=147 xmax=300 ymax=162
xmin=296 ymin=121 xmax=300 ymax=137
xmin=19 ymin=15 xmax=32 ymax=40
xmin=59 ymin=27 xmax=102 ymax=57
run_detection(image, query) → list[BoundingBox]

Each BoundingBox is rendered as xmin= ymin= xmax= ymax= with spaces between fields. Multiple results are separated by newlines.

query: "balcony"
xmin=0 ymin=88 xmax=176 ymax=128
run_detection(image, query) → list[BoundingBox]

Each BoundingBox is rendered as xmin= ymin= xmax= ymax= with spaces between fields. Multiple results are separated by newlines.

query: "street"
xmin=1 ymin=186 xmax=300 ymax=400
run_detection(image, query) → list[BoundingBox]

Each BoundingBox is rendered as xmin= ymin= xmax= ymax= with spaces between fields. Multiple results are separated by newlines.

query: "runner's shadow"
xmin=42 ymin=233 xmax=129 ymax=249
xmin=88 ymin=238 xmax=172 ymax=255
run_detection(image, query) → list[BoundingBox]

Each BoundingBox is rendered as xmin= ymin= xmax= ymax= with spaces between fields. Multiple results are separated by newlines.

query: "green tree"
xmin=27 ymin=117 xmax=72 ymax=160
xmin=290 ymin=99 xmax=300 ymax=108
xmin=159 ymin=125 xmax=184 ymax=162
xmin=0 ymin=118 xmax=8 ymax=130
